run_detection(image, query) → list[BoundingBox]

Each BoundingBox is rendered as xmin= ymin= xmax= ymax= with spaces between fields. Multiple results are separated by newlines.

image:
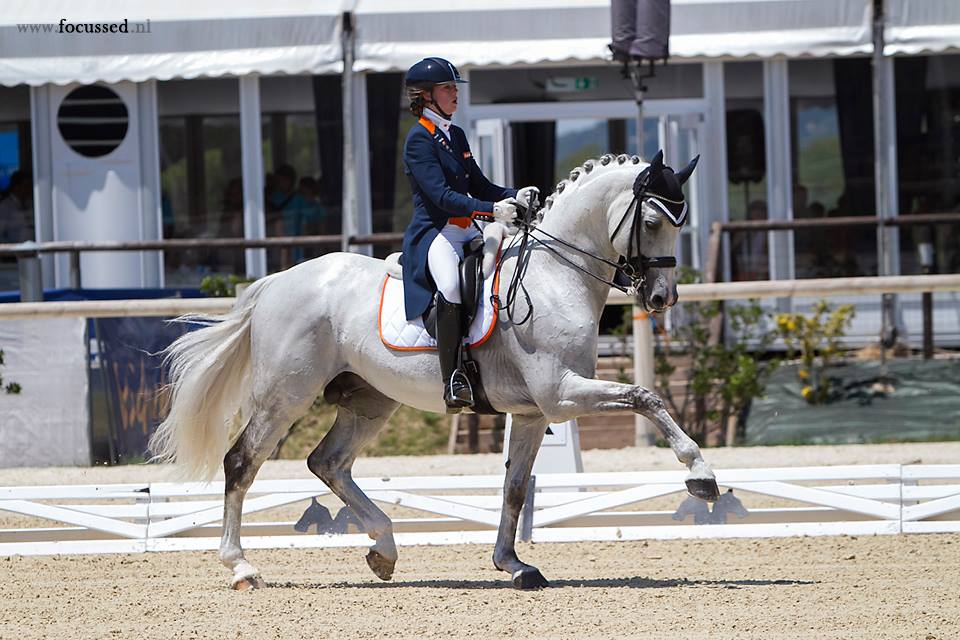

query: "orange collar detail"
xmin=418 ymin=116 xmax=436 ymax=135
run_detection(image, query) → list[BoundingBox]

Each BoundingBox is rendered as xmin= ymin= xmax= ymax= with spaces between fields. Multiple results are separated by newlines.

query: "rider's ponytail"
xmin=407 ymin=86 xmax=428 ymax=117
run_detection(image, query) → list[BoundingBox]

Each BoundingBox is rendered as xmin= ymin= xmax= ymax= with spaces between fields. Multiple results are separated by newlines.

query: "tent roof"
xmin=0 ymin=0 xmax=342 ymax=87
xmin=352 ymin=0 xmax=876 ymax=73
xmin=0 ymin=0 xmax=956 ymax=87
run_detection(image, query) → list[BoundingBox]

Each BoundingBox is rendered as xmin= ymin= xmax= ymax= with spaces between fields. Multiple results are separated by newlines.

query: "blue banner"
xmin=95 ymin=317 xmax=192 ymax=463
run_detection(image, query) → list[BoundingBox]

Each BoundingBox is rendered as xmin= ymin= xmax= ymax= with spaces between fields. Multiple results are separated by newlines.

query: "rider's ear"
xmin=675 ymin=155 xmax=700 ymax=186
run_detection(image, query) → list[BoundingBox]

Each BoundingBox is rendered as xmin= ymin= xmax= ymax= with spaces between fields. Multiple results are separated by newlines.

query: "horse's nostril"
xmin=651 ymin=294 xmax=665 ymax=308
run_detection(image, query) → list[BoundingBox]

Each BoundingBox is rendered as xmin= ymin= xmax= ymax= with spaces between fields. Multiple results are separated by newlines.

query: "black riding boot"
xmin=435 ymin=293 xmax=473 ymax=412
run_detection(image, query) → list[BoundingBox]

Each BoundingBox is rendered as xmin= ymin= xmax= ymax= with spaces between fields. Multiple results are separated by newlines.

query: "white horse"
xmin=150 ymin=152 xmax=719 ymax=591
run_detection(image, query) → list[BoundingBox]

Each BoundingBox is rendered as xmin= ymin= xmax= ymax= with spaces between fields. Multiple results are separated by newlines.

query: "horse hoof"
xmin=512 ymin=567 xmax=549 ymax=590
xmin=686 ymin=477 xmax=721 ymax=502
xmin=232 ymin=575 xmax=265 ymax=591
xmin=366 ymin=549 xmax=395 ymax=581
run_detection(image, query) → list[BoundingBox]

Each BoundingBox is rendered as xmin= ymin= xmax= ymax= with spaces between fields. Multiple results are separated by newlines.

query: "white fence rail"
xmin=1 ymin=464 xmax=957 ymax=557
xmin=1 ymin=275 xmax=959 ymax=320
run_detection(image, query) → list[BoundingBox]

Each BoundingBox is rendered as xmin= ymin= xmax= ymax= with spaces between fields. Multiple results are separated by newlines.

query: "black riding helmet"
xmin=404 ymin=57 xmax=468 ymax=87
xmin=405 ymin=57 xmax=467 ymax=119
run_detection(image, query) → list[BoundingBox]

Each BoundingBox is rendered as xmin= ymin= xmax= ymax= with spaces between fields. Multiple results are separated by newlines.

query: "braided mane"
xmin=541 ymin=153 xmax=644 ymax=217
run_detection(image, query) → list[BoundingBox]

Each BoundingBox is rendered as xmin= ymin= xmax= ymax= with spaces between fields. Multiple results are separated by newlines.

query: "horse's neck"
xmin=528 ymin=176 xmax=622 ymax=317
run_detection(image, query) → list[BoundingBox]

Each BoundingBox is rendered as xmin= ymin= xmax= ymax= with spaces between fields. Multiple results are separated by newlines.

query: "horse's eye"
xmin=644 ymin=218 xmax=661 ymax=231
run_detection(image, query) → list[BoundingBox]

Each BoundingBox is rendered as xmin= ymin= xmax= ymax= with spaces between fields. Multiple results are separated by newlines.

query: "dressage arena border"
xmin=1 ymin=464 xmax=957 ymax=557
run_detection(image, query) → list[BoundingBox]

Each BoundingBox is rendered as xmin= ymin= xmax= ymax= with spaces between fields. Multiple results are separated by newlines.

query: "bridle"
xmin=495 ymin=168 xmax=686 ymax=324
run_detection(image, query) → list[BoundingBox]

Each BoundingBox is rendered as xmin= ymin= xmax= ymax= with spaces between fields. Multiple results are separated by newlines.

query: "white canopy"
xmin=886 ymin=0 xmax=960 ymax=55
xmin=353 ymin=0 xmax=875 ymax=72
xmin=0 ymin=0 xmax=342 ymax=87
xmin=0 ymin=0 xmax=957 ymax=87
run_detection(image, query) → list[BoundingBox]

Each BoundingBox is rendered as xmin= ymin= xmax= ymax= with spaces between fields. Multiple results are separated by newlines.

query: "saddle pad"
xmin=379 ymin=266 xmax=500 ymax=352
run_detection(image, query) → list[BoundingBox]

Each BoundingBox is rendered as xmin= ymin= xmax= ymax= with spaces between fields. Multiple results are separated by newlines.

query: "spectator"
xmin=0 ymin=171 xmax=33 ymax=243
xmin=268 ymin=164 xmax=310 ymax=267
xmin=217 ymin=178 xmax=245 ymax=274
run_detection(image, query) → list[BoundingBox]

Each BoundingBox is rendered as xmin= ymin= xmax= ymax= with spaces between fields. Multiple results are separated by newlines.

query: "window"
xmin=261 ymin=75 xmax=330 ymax=271
xmin=0 ymin=85 xmax=33 ymax=291
xmin=789 ymin=58 xmax=876 ymax=279
xmin=724 ymin=61 xmax=768 ymax=281
xmin=895 ymin=54 xmax=960 ymax=276
xmin=157 ymin=78 xmax=243 ymax=286
xmin=367 ymin=73 xmax=411 ymax=258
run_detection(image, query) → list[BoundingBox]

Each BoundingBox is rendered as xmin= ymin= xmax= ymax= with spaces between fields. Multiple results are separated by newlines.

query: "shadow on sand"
xmin=268 ymin=576 xmax=816 ymax=590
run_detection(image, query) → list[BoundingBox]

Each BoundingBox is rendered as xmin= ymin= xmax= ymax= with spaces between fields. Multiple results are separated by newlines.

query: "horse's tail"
xmin=149 ymin=275 xmax=275 ymax=481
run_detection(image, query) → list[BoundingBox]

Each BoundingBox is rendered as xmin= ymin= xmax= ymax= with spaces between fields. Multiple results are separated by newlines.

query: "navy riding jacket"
xmin=401 ymin=116 xmax=516 ymax=321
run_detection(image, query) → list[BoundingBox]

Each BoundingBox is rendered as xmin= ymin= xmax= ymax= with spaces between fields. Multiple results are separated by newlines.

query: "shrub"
xmin=775 ymin=300 xmax=855 ymax=405
xmin=654 ymin=267 xmax=779 ymax=445
xmin=199 ymin=274 xmax=254 ymax=298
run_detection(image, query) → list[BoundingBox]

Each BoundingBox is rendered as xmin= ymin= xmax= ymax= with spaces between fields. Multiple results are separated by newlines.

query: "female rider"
xmin=400 ymin=57 xmax=538 ymax=412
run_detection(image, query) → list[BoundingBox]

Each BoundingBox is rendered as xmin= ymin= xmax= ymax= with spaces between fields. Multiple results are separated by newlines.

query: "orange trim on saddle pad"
xmin=378 ymin=251 xmax=503 ymax=352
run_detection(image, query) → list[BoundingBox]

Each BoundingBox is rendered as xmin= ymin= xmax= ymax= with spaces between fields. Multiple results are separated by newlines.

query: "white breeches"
xmin=427 ymin=223 xmax=480 ymax=304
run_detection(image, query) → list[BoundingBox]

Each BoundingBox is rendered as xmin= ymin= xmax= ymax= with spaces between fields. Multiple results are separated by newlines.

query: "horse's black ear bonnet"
xmin=633 ymin=151 xmax=698 ymax=227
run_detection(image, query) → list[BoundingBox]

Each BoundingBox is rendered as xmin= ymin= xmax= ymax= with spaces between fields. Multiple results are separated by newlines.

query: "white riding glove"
xmin=516 ymin=186 xmax=541 ymax=211
xmin=492 ymin=198 xmax=519 ymax=226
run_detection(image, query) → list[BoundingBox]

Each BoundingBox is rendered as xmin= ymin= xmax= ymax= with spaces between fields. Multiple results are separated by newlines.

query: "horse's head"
xmin=608 ymin=150 xmax=698 ymax=313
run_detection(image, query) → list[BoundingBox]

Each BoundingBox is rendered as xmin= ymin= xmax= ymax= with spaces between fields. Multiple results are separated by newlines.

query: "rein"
xmin=494 ymin=177 xmax=680 ymax=325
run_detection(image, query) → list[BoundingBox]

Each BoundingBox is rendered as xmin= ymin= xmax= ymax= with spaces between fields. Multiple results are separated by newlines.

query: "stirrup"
xmin=444 ymin=370 xmax=474 ymax=411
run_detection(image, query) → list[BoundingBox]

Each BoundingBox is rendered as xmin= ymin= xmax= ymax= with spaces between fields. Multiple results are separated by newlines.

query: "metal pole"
xmin=918 ymin=240 xmax=935 ymax=359
xmin=69 ymin=251 xmax=81 ymax=289
xmin=630 ymin=63 xmax=647 ymax=156
xmin=633 ymin=308 xmax=656 ymax=446
xmin=341 ymin=11 xmax=356 ymax=254
xmin=872 ymin=0 xmax=896 ymax=355
xmin=17 ymin=245 xmax=43 ymax=302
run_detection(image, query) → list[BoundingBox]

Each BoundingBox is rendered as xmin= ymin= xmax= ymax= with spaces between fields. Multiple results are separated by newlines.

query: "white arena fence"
xmin=1 ymin=274 xmax=960 ymax=320
xmin=1 ymin=464 xmax=958 ymax=557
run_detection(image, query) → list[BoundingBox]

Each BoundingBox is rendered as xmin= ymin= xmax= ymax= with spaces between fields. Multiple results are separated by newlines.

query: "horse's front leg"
xmin=555 ymin=375 xmax=720 ymax=501
xmin=493 ymin=412 xmax=550 ymax=590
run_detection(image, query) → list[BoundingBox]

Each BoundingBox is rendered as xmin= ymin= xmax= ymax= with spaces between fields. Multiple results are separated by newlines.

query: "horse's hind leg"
xmin=220 ymin=383 xmax=324 ymax=589
xmin=308 ymin=373 xmax=400 ymax=580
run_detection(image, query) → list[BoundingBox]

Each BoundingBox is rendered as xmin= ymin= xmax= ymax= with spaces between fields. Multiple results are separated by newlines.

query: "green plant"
xmin=775 ymin=300 xmax=855 ymax=405
xmin=654 ymin=267 xmax=779 ymax=445
xmin=0 ymin=349 xmax=21 ymax=395
xmin=199 ymin=274 xmax=254 ymax=298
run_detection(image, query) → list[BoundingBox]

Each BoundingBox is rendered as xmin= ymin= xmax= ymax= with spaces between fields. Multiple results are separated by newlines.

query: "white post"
xmin=633 ymin=308 xmax=656 ymax=446
xmin=341 ymin=11 xmax=357 ymax=253
xmin=239 ymin=75 xmax=267 ymax=278
xmin=762 ymin=58 xmax=794 ymax=311
xmin=29 ymin=85 xmax=55 ymax=289
xmin=136 ymin=80 xmax=163 ymax=287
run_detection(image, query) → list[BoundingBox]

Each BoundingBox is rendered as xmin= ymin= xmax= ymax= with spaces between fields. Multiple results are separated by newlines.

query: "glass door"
xmin=472 ymin=119 xmax=512 ymax=187
xmin=470 ymin=99 xmax=709 ymax=271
